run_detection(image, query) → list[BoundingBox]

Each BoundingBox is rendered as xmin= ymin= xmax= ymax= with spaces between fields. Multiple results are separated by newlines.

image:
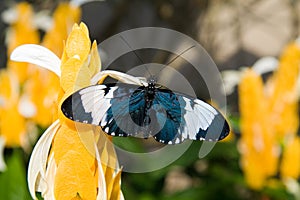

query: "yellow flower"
xmin=0 ymin=2 xmax=75 ymax=151
xmin=23 ymin=69 xmax=60 ymax=127
xmin=238 ymin=42 xmax=300 ymax=190
xmin=238 ymin=69 xmax=279 ymax=189
xmin=267 ymin=43 xmax=300 ymax=140
xmin=0 ymin=70 xmax=27 ymax=147
xmin=281 ymin=137 xmax=300 ymax=179
xmin=6 ymin=2 xmax=39 ymax=83
xmin=11 ymin=22 xmax=124 ymax=200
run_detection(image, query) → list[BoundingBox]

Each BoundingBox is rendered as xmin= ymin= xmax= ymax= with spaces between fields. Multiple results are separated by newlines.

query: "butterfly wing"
xmin=101 ymin=84 xmax=148 ymax=137
xmin=148 ymin=88 xmax=229 ymax=144
xmin=61 ymin=84 xmax=230 ymax=144
xmin=62 ymin=83 xmax=148 ymax=137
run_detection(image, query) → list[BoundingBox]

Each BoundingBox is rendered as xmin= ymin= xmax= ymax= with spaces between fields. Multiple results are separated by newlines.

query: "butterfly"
xmin=61 ymin=70 xmax=230 ymax=144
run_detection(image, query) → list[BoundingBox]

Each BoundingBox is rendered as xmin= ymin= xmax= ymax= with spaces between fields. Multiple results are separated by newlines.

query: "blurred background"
xmin=0 ymin=0 xmax=299 ymax=199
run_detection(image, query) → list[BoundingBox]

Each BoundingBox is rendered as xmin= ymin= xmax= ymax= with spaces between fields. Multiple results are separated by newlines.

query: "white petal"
xmin=95 ymin=142 xmax=107 ymax=200
xmin=297 ymin=76 xmax=300 ymax=98
xmin=27 ymin=120 xmax=60 ymax=199
xmin=295 ymin=37 xmax=300 ymax=48
xmin=1 ymin=7 xmax=18 ymax=24
xmin=252 ymin=56 xmax=278 ymax=75
xmin=33 ymin=11 xmax=53 ymax=32
xmin=0 ymin=96 xmax=4 ymax=107
xmin=91 ymin=70 xmax=147 ymax=86
xmin=284 ymin=178 xmax=300 ymax=198
xmin=120 ymin=191 xmax=125 ymax=200
xmin=18 ymin=95 xmax=37 ymax=118
xmin=0 ymin=136 xmax=6 ymax=172
xmin=40 ymin=152 xmax=56 ymax=199
xmin=70 ymin=0 xmax=105 ymax=7
xmin=10 ymin=44 xmax=61 ymax=77
xmin=221 ymin=70 xmax=242 ymax=95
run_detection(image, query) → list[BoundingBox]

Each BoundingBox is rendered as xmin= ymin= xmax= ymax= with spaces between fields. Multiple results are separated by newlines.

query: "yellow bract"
xmin=52 ymin=123 xmax=96 ymax=167
xmin=109 ymin=170 xmax=122 ymax=200
xmin=59 ymin=23 xmax=96 ymax=94
xmin=7 ymin=2 xmax=39 ymax=83
xmin=25 ymin=69 xmax=60 ymax=126
xmin=53 ymin=22 xmax=122 ymax=200
xmin=60 ymin=56 xmax=91 ymax=92
xmin=0 ymin=70 xmax=18 ymax=105
xmin=89 ymin=41 xmax=102 ymax=76
xmin=7 ymin=2 xmax=39 ymax=55
xmin=53 ymin=23 xmax=99 ymax=200
xmin=267 ymin=43 xmax=300 ymax=140
xmin=281 ymin=137 xmax=300 ymax=179
xmin=0 ymin=104 xmax=26 ymax=147
xmin=238 ymin=42 xmax=300 ymax=189
xmin=0 ymin=70 xmax=26 ymax=147
xmin=65 ymin=23 xmax=91 ymax=62
xmin=239 ymin=69 xmax=279 ymax=189
xmin=54 ymin=150 xmax=97 ymax=200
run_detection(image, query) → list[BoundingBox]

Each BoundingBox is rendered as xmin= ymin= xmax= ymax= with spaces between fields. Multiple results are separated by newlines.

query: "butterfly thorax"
xmin=144 ymin=79 xmax=156 ymax=107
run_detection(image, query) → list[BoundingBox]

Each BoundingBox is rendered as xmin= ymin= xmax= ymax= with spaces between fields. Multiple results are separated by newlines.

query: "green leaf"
xmin=113 ymin=137 xmax=145 ymax=153
xmin=0 ymin=149 xmax=31 ymax=200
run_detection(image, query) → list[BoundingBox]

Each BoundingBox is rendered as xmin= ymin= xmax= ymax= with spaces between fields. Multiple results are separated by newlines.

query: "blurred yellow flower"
xmin=238 ymin=42 xmax=300 ymax=190
xmin=281 ymin=137 xmax=300 ymax=179
xmin=238 ymin=69 xmax=279 ymax=189
xmin=0 ymin=70 xmax=27 ymax=147
xmin=267 ymin=43 xmax=300 ymax=140
xmin=6 ymin=2 xmax=39 ymax=83
xmin=11 ymin=22 xmax=124 ymax=200
xmin=0 ymin=2 xmax=81 ymax=154
xmin=42 ymin=2 xmax=81 ymax=56
xmin=23 ymin=69 xmax=60 ymax=127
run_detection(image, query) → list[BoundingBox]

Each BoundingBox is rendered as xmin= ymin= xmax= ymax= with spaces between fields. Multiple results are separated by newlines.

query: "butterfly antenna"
xmin=167 ymin=45 xmax=195 ymax=66
xmin=155 ymin=45 xmax=196 ymax=76
xmin=119 ymin=35 xmax=153 ymax=77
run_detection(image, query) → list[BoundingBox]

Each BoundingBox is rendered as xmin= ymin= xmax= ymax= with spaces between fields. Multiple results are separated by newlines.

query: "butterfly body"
xmin=61 ymin=77 xmax=230 ymax=144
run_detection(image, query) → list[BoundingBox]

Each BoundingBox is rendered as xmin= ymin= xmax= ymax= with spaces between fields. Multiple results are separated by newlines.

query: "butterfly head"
xmin=147 ymin=76 xmax=157 ymax=88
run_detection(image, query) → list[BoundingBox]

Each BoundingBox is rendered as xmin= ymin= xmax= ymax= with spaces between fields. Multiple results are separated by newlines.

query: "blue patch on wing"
xmin=102 ymin=86 xmax=146 ymax=137
xmin=102 ymin=86 xmax=184 ymax=144
xmin=151 ymin=91 xmax=183 ymax=143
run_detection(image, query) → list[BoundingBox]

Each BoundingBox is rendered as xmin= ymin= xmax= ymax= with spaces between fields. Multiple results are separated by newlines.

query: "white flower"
xmin=0 ymin=136 xmax=6 ymax=172
xmin=222 ymin=56 xmax=278 ymax=95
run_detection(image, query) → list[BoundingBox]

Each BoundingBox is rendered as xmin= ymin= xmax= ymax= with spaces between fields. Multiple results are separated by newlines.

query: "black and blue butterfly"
xmin=61 ymin=70 xmax=230 ymax=144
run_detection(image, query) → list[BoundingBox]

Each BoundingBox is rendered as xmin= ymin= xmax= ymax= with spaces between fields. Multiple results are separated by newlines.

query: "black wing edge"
xmin=61 ymin=90 xmax=94 ymax=124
